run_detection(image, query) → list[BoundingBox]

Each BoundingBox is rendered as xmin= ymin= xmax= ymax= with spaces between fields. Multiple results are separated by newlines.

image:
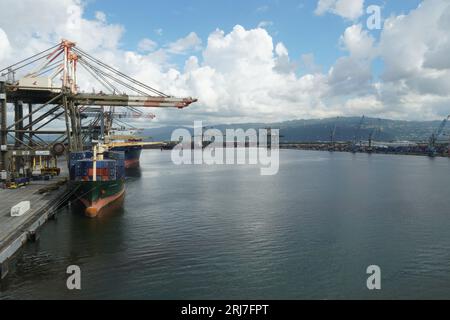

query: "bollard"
xmin=28 ymin=231 xmax=40 ymax=242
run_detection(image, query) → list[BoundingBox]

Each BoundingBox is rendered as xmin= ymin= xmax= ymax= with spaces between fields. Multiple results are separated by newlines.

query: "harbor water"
xmin=1 ymin=149 xmax=450 ymax=299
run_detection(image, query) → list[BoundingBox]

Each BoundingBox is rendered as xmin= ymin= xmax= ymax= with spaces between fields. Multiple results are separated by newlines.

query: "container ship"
xmin=107 ymin=130 xmax=143 ymax=169
xmin=111 ymin=144 xmax=142 ymax=169
xmin=69 ymin=144 xmax=125 ymax=218
xmin=106 ymin=129 xmax=167 ymax=168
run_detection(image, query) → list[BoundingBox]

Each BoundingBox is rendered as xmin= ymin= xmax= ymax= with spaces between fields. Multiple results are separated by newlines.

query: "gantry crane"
xmin=329 ymin=119 xmax=338 ymax=152
xmin=0 ymin=39 xmax=197 ymax=173
xmin=80 ymin=108 xmax=156 ymax=141
xmin=427 ymin=115 xmax=450 ymax=157
xmin=367 ymin=118 xmax=382 ymax=153
xmin=351 ymin=115 xmax=365 ymax=153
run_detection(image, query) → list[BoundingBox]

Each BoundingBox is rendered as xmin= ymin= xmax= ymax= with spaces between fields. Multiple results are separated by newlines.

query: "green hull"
xmin=72 ymin=179 xmax=125 ymax=217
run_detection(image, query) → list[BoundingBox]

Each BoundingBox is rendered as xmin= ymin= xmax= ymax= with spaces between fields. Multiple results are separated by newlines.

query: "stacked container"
xmin=70 ymin=150 xmax=125 ymax=181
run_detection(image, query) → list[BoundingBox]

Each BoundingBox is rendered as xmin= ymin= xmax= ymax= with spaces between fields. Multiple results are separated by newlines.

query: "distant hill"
xmin=142 ymin=117 xmax=449 ymax=143
xmin=11 ymin=117 xmax=445 ymax=144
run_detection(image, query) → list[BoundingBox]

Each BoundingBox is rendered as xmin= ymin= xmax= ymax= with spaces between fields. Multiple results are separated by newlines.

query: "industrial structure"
xmin=367 ymin=118 xmax=382 ymax=153
xmin=427 ymin=115 xmax=450 ymax=157
xmin=285 ymin=115 xmax=450 ymax=157
xmin=328 ymin=122 xmax=338 ymax=152
xmin=351 ymin=115 xmax=366 ymax=153
xmin=0 ymin=39 xmax=197 ymax=279
xmin=0 ymin=40 xmax=197 ymax=180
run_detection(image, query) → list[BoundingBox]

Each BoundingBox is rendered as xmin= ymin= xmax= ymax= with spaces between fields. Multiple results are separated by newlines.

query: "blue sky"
xmin=84 ymin=0 xmax=422 ymax=72
xmin=2 ymin=0 xmax=447 ymax=123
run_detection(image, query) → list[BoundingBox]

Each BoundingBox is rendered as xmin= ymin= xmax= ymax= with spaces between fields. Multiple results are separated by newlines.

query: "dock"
xmin=0 ymin=177 xmax=73 ymax=280
xmin=0 ymin=40 xmax=197 ymax=281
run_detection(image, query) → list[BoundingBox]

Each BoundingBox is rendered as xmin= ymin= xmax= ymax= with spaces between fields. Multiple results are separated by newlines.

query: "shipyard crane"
xmin=191 ymin=126 xmax=216 ymax=149
xmin=81 ymin=110 xmax=156 ymax=120
xmin=367 ymin=118 xmax=382 ymax=152
xmin=427 ymin=115 xmax=450 ymax=157
xmin=80 ymin=106 xmax=156 ymax=139
xmin=0 ymin=39 xmax=198 ymax=164
xmin=263 ymin=127 xmax=284 ymax=149
xmin=1 ymin=40 xmax=198 ymax=108
xmin=111 ymin=111 xmax=156 ymax=120
xmin=352 ymin=115 xmax=365 ymax=153
xmin=329 ymin=120 xmax=338 ymax=151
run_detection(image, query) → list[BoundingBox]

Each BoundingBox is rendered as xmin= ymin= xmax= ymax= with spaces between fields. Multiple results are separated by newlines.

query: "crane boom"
xmin=73 ymin=93 xmax=197 ymax=109
xmin=428 ymin=115 xmax=450 ymax=157
xmin=435 ymin=116 xmax=449 ymax=137
xmin=82 ymin=111 xmax=156 ymax=119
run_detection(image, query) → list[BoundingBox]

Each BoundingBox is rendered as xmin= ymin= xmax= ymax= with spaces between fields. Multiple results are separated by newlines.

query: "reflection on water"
xmin=1 ymin=150 xmax=450 ymax=299
xmin=125 ymin=167 xmax=142 ymax=178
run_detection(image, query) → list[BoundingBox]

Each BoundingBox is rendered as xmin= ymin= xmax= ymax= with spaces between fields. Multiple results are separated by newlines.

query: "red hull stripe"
xmin=125 ymin=159 xmax=140 ymax=168
xmin=82 ymin=187 xmax=125 ymax=217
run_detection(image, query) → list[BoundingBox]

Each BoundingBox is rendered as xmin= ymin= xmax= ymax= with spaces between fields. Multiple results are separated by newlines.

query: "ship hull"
xmin=73 ymin=179 xmax=125 ymax=218
xmin=112 ymin=146 xmax=142 ymax=169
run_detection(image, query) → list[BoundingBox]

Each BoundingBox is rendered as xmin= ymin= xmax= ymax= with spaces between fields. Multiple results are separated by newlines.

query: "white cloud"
xmin=339 ymin=24 xmax=375 ymax=59
xmin=95 ymin=11 xmax=107 ymax=23
xmin=274 ymin=42 xmax=296 ymax=74
xmin=275 ymin=43 xmax=288 ymax=57
xmin=424 ymin=3 xmax=450 ymax=69
xmin=375 ymin=0 xmax=450 ymax=119
xmin=138 ymin=38 xmax=158 ymax=52
xmin=343 ymin=95 xmax=383 ymax=116
xmin=325 ymin=23 xmax=376 ymax=97
xmin=152 ymin=25 xmax=329 ymax=122
xmin=166 ymin=32 xmax=202 ymax=55
xmin=0 ymin=0 xmax=449 ymax=126
xmin=257 ymin=21 xmax=273 ymax=29
xmin=379 ymin=0 xmax=448 ymax=82
xmin=0 ymin=28 xmax=11 ymax=62
xmin=321 ymin=0 xmax=450 ymax=120
xmin=300 ymin=54 xmax=322 ymax=74
xmin=0 ymin=0 xmax=124 ymax=56
xmin=328 ymin=56 xmax=372 ymax=96
xmin=424 ymin=40 xmax=450 ymax=70
xmin=315 ymin=0 xmax=365 ymax=21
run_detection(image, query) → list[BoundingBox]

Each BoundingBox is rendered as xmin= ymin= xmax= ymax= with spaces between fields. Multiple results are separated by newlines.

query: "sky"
xmin=0 ymin=0 xmax=449 ymax=126
xmin=82 ymin=0 xmax=420 ymax=75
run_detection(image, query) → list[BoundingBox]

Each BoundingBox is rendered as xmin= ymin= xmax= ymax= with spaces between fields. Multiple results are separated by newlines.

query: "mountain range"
xmin=141 ymin=117 xmax=450 ymax=143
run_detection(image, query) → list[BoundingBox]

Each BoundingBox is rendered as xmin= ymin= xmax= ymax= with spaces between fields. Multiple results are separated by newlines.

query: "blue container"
xmin=70 ymin=150 xmax=125 ymax=181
